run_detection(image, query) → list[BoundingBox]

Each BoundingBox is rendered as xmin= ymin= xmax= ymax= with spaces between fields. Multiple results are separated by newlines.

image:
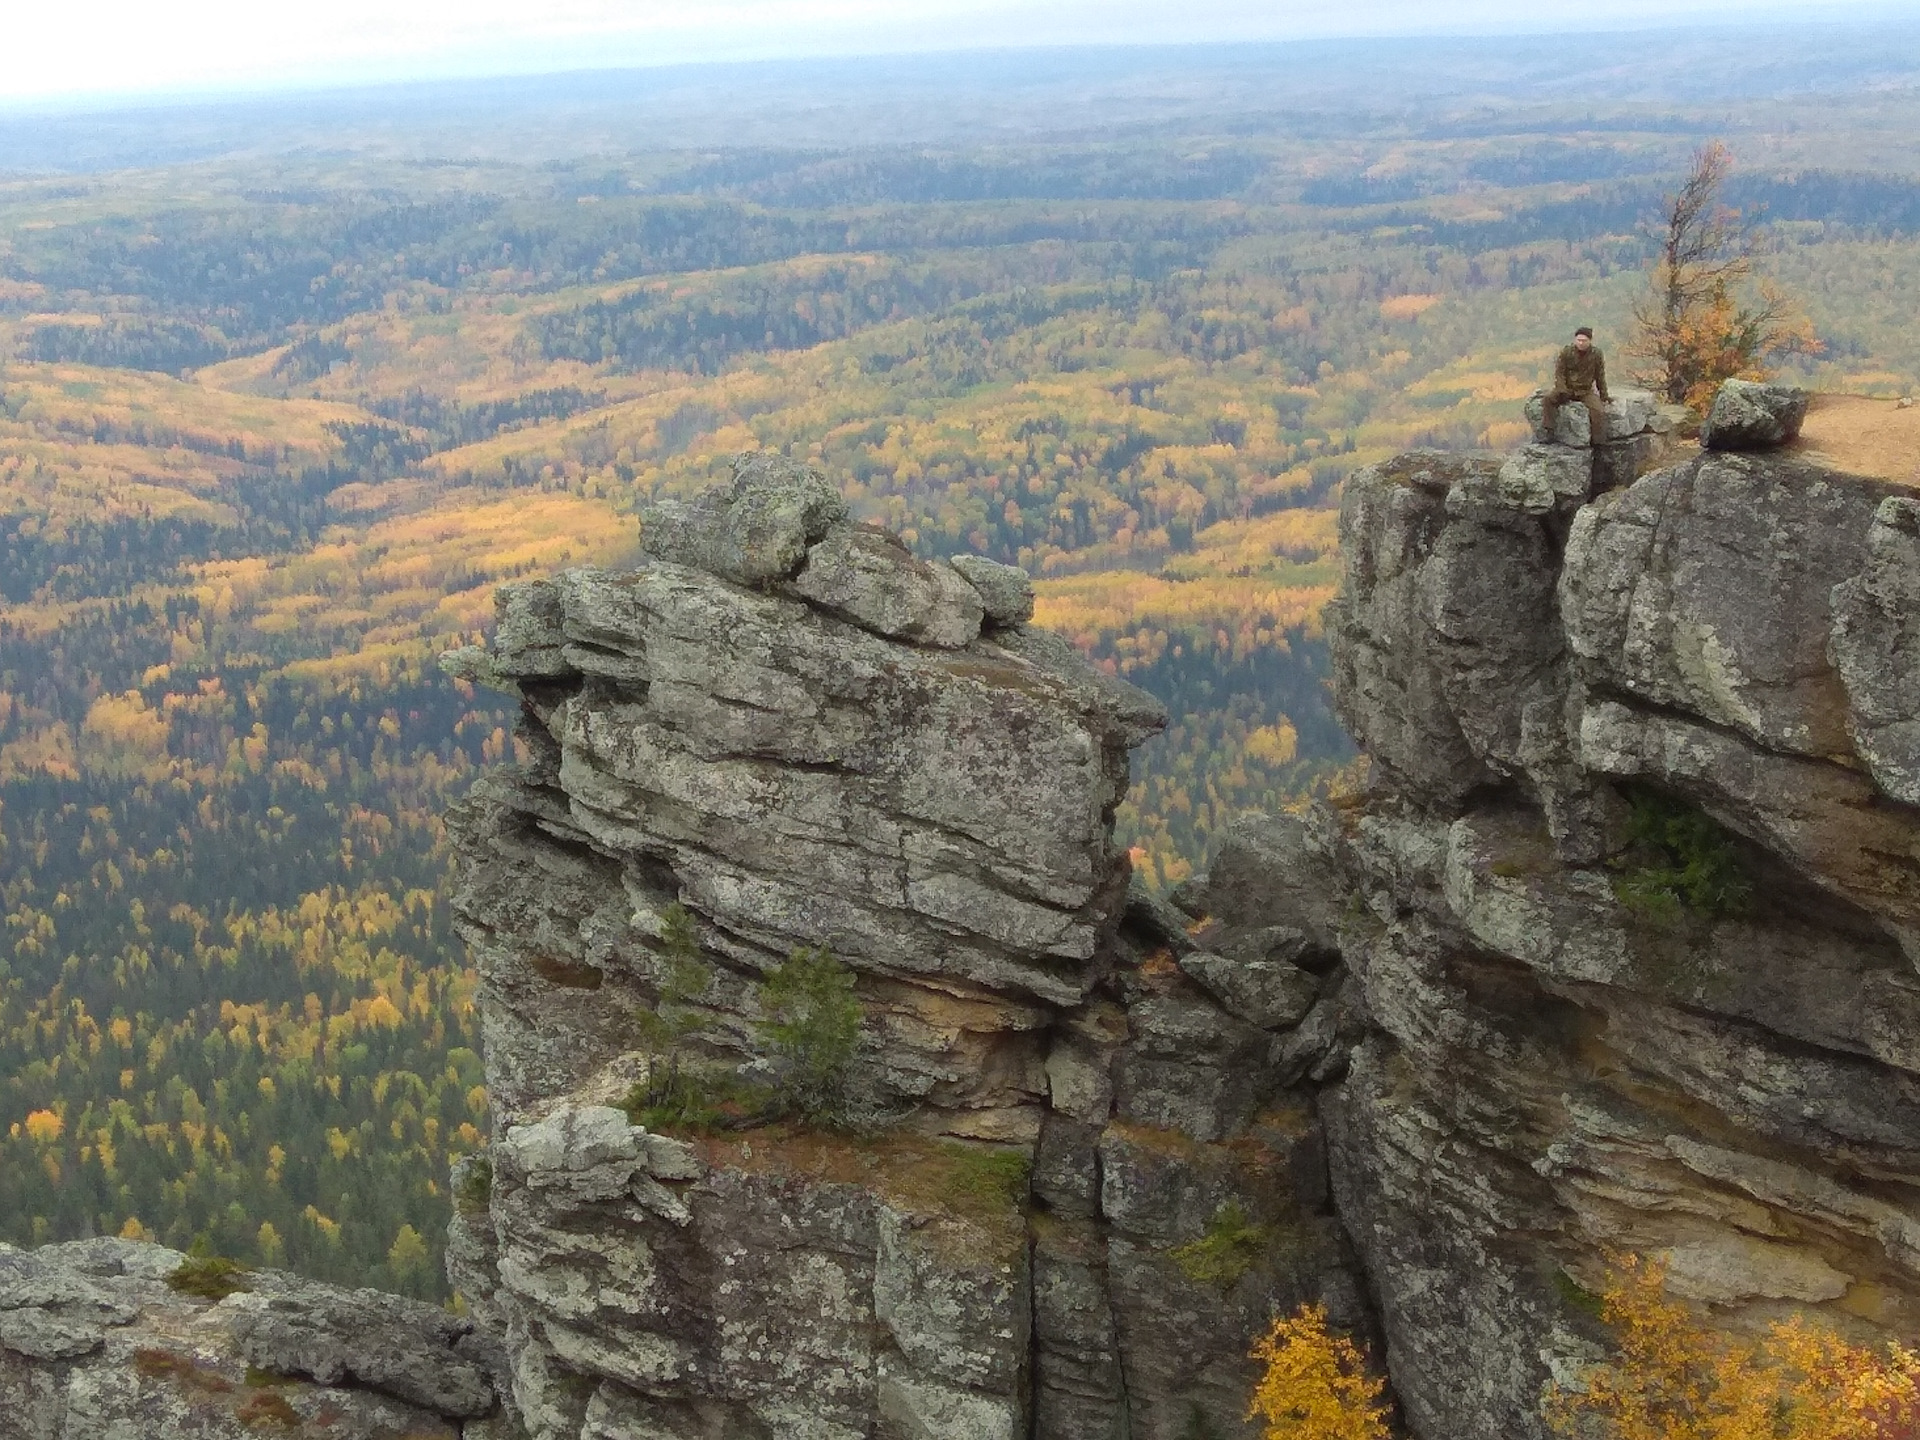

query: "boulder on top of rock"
xmin=640 ymin=451 xmax=848 ymax=585
xmin=948 ymin=553 xmax=1035 ymax=626
xmin=791 ymin=523 xmax=984 ymax=647
xmin=1700 ymin=378 xmax=1810 ymax=450
xmin=1525 ymin=387 xmax=1658 ymax=446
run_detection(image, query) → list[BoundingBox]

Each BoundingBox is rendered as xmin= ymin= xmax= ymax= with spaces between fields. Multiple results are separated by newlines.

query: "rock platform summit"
xmin=9 ymin=377 xmax=1919 ymax=1440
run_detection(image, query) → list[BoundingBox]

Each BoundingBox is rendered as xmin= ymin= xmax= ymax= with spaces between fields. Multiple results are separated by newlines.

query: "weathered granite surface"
xmin=444 ymin=453 xmax=1369 ymax=1439
xmin=0 ymin=1237 xmax=510 ymax=1439
xmin=1301 ymin=379 xmax=1920 ymax=1438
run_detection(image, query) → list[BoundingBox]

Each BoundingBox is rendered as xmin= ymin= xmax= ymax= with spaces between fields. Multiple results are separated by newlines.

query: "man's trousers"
xmin=1541 ymin=388 xmax=1608 ymax=445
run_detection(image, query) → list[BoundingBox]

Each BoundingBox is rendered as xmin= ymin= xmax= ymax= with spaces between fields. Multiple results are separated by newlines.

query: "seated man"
xmin=1542 ymin=326 xmax=1610 ymax=445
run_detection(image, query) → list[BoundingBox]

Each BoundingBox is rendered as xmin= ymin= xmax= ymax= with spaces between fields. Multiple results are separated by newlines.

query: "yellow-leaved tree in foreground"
xmin=1549 ymin=1254 xmax=1920 ymax=1440
xmin=1248 ymin=1303 xmax=1391 ymax=1440
xmin=1630 ymin=141 xmax=1821 ymax=413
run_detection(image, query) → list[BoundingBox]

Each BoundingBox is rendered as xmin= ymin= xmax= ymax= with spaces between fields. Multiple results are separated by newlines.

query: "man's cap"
xmin=1574 ymin=326 xmax=1594 ymax=338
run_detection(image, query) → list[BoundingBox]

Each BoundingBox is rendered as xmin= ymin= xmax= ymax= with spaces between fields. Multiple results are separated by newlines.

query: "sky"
xmin=1 ymin=0 xmax=1909 ymax=104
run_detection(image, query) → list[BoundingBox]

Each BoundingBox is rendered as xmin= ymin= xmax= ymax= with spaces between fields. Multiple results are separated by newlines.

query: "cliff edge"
xmin=436 ymin=382 xmax=1920 ymax=1440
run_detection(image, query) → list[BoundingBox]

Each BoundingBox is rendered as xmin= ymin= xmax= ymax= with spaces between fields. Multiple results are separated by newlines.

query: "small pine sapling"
xmin=756 ymin=943 xmax=862 ymax=1127
xmin=632 ymin=903 xmax=718 ymax=1127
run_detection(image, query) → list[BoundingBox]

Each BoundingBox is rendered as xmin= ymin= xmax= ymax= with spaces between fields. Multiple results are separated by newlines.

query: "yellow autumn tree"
xmin=1549 ymin=1254 xmax=1920 ymax=1440
xmin=1248 ymin=1302 xmax=1391 ymax=1440
xmin=1629 ymin=142 xmax=1820 ymax=413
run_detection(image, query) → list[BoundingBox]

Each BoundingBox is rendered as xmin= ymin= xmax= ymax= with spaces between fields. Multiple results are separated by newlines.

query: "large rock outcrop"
xmin=438 ymin=393 xmax=1920 ymax=1440
xmin=0 ymin=1237 xmax=512 ymax=1439
xmin=443 ymin=454 xmax=1372 ymax=1439
xmin=1305 ymin=382 xmax=1920 ymax=1439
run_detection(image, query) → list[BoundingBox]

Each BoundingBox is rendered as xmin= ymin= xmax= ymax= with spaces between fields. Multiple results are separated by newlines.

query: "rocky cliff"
xmin=21 ymin=384 xmax=1910 ymax=1439
xmin=436 ymin=453 xmax=1372 ymax=1439
xmin=428 ymin=392 xmax=1920 ymax=1439
xmin=1317 ymin=381 xmax=1920 ymax=1438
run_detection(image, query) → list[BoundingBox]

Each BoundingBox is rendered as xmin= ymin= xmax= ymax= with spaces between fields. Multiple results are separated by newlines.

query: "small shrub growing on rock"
xmin=623 ymin=1067 xmax=767 ymax=1133
xmin=1171 ymin=1199 xmax=1272 ymax=1289
xmin=452 ymin=1154 xmax=492 ymax=1217
xmin=633 ymin=903 xmax=718 ymax=1123
xmin=1248 ymin=1302 xmax=1390 ymax=1440
xmin=1612 ymin=788 xmax=1751 ymax=922
xmin=1548 ymin=1253 xmax=1920 ymax=1440
xmin=167 ymin=1243 xmax=253 ymax=1301
xmin=940 ymin=1144 xmax=1031 ymax=1213
xmin=756 ymin=943 xmax=862 ymax=1127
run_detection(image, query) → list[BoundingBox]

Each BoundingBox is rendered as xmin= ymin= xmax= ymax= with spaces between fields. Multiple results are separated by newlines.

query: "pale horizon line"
xmin=6 ymin=3 xmax=1920 ymax=117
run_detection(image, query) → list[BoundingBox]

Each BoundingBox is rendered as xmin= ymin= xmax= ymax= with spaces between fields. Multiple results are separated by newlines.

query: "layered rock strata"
xmin=443 ymin=455 xmax=1372 ymax=1439
xmin=1292 ymin=386 xmax=1920 ymax=1439
xmin=0 ymin=1237 xmax=511 ymax=1439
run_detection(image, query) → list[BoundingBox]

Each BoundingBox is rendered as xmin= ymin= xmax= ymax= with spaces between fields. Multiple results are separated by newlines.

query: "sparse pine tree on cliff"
xmin=1630 ymin=141 xmax=1820 ymax=413
xmin=633 ymin=903 xmax=716 ymax=1125
xmin=756 ymin=944 xmax=862 ymax=1127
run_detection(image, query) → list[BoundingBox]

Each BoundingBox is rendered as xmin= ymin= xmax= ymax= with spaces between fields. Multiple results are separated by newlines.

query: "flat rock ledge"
xmin=0 ymin=1238 xmax=512 ymax=1440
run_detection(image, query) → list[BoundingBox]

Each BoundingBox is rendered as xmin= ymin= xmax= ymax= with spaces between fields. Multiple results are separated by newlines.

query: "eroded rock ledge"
xmin=0 ymin=1237 xmax=512 ymax=1439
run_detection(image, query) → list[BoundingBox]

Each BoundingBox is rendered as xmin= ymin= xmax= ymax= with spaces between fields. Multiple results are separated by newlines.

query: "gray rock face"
xmin=640 ymin=452 xmax=848 ymax=585
xmin=1700 ymin=377 xmax=1811 ymax=450
xmin=448 ymin=454 xmax=1365 ymax=1439
xmin=1831 ymin=496 xmax=1920 ymax=804
xmin=0 ymin=1239 xmax=505 ymax=1440
xmin=1561 ymin=453 xmax=1903 ymax=759
xmin=1307 ymin=436 xmax=1920 ymax=1439
xmin=948 ymin=554 xmax=1036 ymax=627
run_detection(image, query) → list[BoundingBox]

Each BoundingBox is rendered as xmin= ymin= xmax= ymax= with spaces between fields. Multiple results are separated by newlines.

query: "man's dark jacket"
xmin=1554 ymin=343 xmax=1610 ymax=400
